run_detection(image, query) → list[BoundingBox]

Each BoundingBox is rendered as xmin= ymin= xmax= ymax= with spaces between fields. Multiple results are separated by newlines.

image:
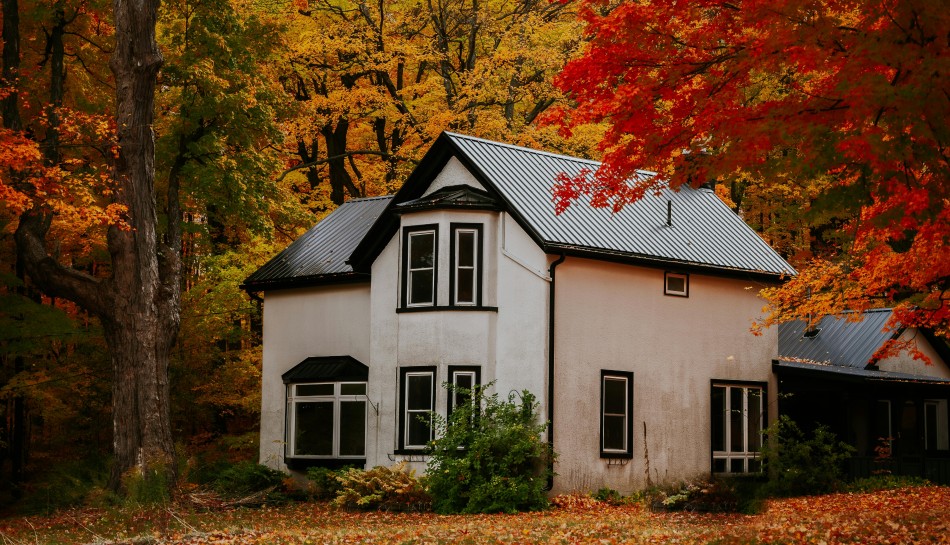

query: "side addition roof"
xmin=351 ymin=132 xmax=794 ymax=279
xmin=775 ymin=309 xmax=950 ymax=384
xmin=241 ymin=196 xmax=392 ymax=292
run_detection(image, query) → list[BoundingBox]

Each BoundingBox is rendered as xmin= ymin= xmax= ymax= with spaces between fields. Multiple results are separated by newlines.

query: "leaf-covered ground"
xmin=1 ymin=486 xmax=947 ymax=545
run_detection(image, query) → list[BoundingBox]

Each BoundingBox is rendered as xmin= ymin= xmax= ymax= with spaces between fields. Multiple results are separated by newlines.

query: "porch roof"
xmin=773 ymin=359 xmax=950 ymax=385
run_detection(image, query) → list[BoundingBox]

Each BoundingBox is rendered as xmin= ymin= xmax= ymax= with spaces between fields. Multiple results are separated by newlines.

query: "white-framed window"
xmin=287 ymin=382 xmax=367 ymax=458
xmin=399 ymin=367 xmax=436 ymax=450
xmin=711 ymin=382 xmax=764 ymax=473
xmin=925 ymin=399 xmax=949 ymax=451
xmin=664 ymin=271 xmax=689 ymax=297
xmin=451 ymin=224 xmax=481 ymax=306
xmin=601 ymin=371 xmax=633 ymax=457
xmin=403 ymin=226 xmax=437 ymax=307
xmin=448 ymin=366 xmax=481 ymax=417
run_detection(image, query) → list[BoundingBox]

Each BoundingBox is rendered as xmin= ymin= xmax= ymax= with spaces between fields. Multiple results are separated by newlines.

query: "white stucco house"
xmin=242 ymin=132 xmax=803 ymax=493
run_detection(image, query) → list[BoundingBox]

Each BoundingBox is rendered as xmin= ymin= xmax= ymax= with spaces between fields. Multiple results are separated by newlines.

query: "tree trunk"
xmin=106 ymin=0 xmax=178 ymax=489
xmin=15 ymin=0 xmax=179 ymax=494
xmin=1 ymin=0 xmax=21 ymax=130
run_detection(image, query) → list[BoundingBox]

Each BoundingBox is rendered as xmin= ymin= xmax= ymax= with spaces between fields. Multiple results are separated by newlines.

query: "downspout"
xmin=547 ymin=252 xmax=566 ymax=489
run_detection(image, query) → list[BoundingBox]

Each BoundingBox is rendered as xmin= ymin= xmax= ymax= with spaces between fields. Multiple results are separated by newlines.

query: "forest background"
xmin=0 ymin=0 xmax=946 ymax=510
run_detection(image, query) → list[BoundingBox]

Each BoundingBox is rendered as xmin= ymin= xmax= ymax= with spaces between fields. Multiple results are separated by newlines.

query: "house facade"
xmin=243 ymin=132 xmax=798 ymax=493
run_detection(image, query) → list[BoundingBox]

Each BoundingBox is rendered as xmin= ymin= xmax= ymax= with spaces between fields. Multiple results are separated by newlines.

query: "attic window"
xmin=402 ymin=225 xmax=438 ymax=307
xmin=802 ymin=328 xmax=821 ymax=339
xmin=664 ymin=272 xmax=689 ymax=297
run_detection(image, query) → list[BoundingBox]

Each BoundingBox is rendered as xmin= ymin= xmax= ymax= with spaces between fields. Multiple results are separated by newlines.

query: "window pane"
xmin=456 ymin=268 xmax=474 ymax=303
xmin=730 ymin=458 xmax=745 ymax=473
xmin=711 ymin=386 xmax=725 ymax=452
xmin=730 ymin=387 xmax=744 ymax=452
xmin=341 ymin=383 xmax=366 ymax=396
xmin=667 ymin=276 xmax=686 ymax=293
xmin=407 ymin=374 xmax=432 ymax=410
xmin=294 ymin=401 xmax=333 ymax=456
xmin=297 ymin=384 xmax=334 ymax=397
xmin=603 ymin=415 xmax=625 ymax=451
xmin=407 ymin=412 xmax=432 ymax=446
xmin=748 ymin=458 xmax=761 ymax=473
xmin=409 ymin=270 xmax=434 ymax=304
xmin=926 ymin=402 xmax=937 ymax=450
xmin=453 ymin=373 xmax=474 ymax=411
xmin=457 ymin=231 xmax=475 ymax=267
xmin=409 ymin=232 xmax=434 ymax=268
xmin=604 ymin=378 xmax=626 ymax=415
xmin=339 ymin=401 xmax=366 ymax=456
xmin=748 ymin=388 xmax=762 ymax=452
xmin=713 ymin=458 xmax=727 ymax=472
xmin=876 ymin=400 xmax=892 ymax=440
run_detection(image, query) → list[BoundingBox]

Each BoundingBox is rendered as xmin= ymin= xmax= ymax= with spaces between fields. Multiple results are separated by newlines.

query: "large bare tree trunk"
xmin=15 ymin=0 xmax=180 ymax=492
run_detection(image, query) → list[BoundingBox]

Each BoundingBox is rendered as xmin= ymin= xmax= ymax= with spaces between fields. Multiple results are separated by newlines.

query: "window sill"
xmin=397 ymin=305 xmax=498 ymax=313
xmin=285 ymin=457 xmax=366 ymax=471
xmin=599 ymin=452 xmax=633 ymax=460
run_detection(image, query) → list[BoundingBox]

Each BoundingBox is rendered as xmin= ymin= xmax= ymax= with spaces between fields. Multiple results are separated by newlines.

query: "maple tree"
xmin=551 ymin=0 xmax=949 ymax=339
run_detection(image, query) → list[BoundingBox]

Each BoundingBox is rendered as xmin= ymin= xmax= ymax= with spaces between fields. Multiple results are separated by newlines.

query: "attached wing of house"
xmin=245 ymin=132 xmax=810 ymax=490
xmin=775 ymin=309 xmax=950 ymax=482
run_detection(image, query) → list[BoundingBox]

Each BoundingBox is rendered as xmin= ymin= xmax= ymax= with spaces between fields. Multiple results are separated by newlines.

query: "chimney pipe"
xmin=666 ymin=200 xmax=672 ymax=226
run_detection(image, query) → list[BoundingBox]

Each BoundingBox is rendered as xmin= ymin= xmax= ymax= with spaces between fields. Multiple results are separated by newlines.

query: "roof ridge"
xmin=343 ymin=195 xmax=394 ymax=203
xmin=446 ymin=132 xmax=660 ymax=177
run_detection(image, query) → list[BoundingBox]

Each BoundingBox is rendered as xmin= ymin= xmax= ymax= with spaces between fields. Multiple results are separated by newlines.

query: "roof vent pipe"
xmin=667 ymin=200 xmax=672 ymax=226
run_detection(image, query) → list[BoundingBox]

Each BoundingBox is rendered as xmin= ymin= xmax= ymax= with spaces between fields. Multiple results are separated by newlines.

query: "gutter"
xmin=547 ymin=253 xmax=566 ymax=489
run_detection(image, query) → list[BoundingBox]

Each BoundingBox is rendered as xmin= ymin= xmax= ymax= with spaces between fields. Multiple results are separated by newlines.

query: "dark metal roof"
xmin=778 ymin=309 xmax=898 ymax=368
xmin=282 ymin=356 xmax=369 ymax=383
xmin=773 ymin=360 xmax=950 ymax=384
xmin=395 ymin=185 xmax=501 ymax=213
xmin=242 ymin=196 xmax=392 ymax=291
xmin=445 ymin=133 xmax=794 ymax=277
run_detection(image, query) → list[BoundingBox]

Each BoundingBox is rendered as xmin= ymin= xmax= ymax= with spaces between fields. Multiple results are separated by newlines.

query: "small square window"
xmin=664 ymin=272 xmax=689 ymax=297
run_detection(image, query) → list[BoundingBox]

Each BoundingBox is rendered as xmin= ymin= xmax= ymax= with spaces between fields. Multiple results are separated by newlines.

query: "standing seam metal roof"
xmin=241 ymin=195 xmax=392 ymax=288
xmin=445 ymin=133 xmax=794 ymax=276
xmin=777 ymin=309 xmax=898 ymax=368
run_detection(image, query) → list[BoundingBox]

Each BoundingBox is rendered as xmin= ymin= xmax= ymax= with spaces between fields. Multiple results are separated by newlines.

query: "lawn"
xmin=1 ymin=486 xmax=947 ymax=544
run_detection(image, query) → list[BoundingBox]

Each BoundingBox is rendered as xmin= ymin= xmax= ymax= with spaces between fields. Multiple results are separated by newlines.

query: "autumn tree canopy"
xmin=552 ymin=0 xmax=949 ymax=339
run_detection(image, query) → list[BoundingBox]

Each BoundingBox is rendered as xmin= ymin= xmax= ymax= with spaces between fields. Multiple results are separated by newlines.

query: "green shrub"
xmin=593 ymin=487 xmax=624 ymax=505
xmin=122 ymin=464 xmax=173 ymax=506
xmin=17 ymin=457 xmax=113 ymax=514
xmin=649 ymin=476 xmax=763 ymax=513
xmin=760 ymin=415 xmax=855 ymax=497
xmin=306 ymin=466 xmax=348 ymax=500
xmin=331 ymin=463 xmax=430 ymax=511
xmin=848 ymin=474 xmax=930 ymax=493
xmin=211 ymin=461 xmax=286 ymax=498
xmin=426 ymin=384 xmax=555 ymax=514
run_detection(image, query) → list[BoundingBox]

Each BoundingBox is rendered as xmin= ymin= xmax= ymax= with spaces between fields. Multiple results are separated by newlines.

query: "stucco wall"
xmin=551 ymin=258 xmax=778 ymax=493
xmin=877 ymin=330 xmax=950 ymax=378
xmin=259 ymin=284 xmax=371 ymax=469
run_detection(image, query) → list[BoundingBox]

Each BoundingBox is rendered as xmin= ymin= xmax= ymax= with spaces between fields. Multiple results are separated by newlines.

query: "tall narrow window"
xmin=287 ymin=382 xmax=367 ymax=459
xmin=601 ymin=371 xmax=633 ymax=458
xmin=399 ymin=367 xmax=436 ymax=450
xmin=711 ymin=382 xmax=764 ymax=473
xmin=448 ymin=366 xmax=481 ymax=417
xmin=450 ymin=224 xmax=482 ymax=306
xmin=924 ymin=399 xmax=949 ymax=451
xmin=402 ymin=226 xmax=437 ymax=307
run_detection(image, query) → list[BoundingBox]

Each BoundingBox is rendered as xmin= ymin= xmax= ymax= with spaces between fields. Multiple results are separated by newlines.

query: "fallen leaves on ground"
xmin=1 ymin=486 xmax=947 ymax=544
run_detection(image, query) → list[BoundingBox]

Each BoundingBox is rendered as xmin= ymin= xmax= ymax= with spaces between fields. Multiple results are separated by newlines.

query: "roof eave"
xmin=545 ymin=243 xmax=790 ymax=283
xmin=240 ymin=271 xmax=371 ymax=294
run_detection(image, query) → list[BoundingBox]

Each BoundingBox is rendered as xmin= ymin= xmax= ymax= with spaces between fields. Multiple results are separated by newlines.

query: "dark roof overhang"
xmin=240 ymin=271 xmax=370 ymax=294
xmin=282 ymin=355 xmax=369 ymax=383
xmin=773 ymin=359 xmax=950 ymax=385
xmin=394 ymin=184 xmax=502 ymax=214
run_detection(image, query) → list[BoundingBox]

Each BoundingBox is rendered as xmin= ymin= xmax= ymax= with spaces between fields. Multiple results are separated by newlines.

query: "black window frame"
xmin=447 ymin=365 xmax=481 ymax=417
xmin=449 ymin=223 xmax=483 ymax=307
xmin=600 ymin=370 xmax=634 ymax=458
xmin=664 ymin=271 xmax=689 ymax=297
xmin=285 ymin=381 xmax=368 ymax=461
xmin=401 ymin=225 xmax=439 ymax=308
xmin=710 ymin=380 xmax=766 ymax=474
xmin=398 ymin=366 xmax=437 ymax=452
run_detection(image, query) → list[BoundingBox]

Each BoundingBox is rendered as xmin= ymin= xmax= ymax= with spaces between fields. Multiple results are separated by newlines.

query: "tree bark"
xmin=1 ymin=0 xmax=21 ymax=130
